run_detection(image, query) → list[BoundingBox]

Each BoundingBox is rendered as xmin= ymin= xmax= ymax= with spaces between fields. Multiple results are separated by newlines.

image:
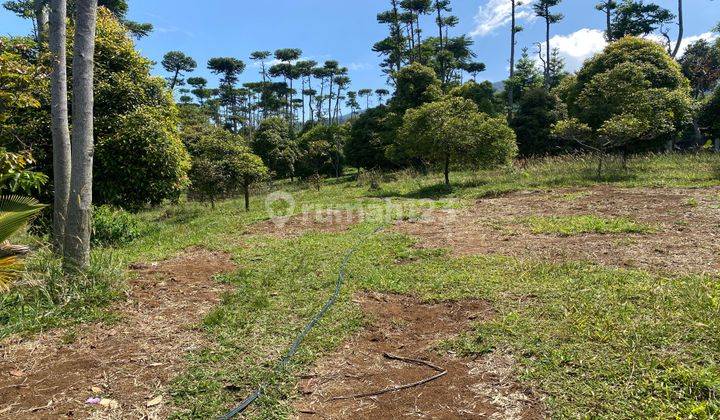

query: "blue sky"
xmin=1 ymin=0 xmax=719 ymax=98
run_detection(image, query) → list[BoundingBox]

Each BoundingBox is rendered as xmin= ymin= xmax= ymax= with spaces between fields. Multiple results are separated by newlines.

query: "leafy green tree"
xmin=505 ymin=48 xmax=543 ymax=107
xmin=553 ymin=37 xmax=693 ymax=163
xmin=699 ymin=87 xmax=720 ymax=151
xmin=358 ymin=88 xmax=373 ymax=110
xmin=511 ymin=87 xmax=568 ymax=157
xmin=162 ymin=51 xmax=196 ymax=90
xmin=678 ymin=38 xmax=720 ymax=98
xmin=449 ymin=80 xmax=503 ymax=116
xmin=187 ymin=77 xmax=211 ymax=104
xmin=252 ymin=117 xmax=300 ymax=180
xmin=208 ymin=57 xmax=245 ymax=131
xmin=375 ymin=88 xmax=390 ymax=104
xmin=345 ymin=105 xmax=397 ymax=170
xmin=389 ymin=62 xmax=442 ymax=112
xmin=373 ymin=0 xmax=405 ymax=79
xmin=610 ymin=0 xmax=674 ymax=40
xmin=398 ymin=97 xmax=517 ymax=186
xmin=188 ymin=127 xmax=267 ymax=210
xmin=297 ymin=124 xmax=348 ymax=178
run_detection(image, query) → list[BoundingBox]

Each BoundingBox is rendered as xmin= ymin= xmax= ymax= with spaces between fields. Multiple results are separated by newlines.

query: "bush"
xmin=297 ymin=124 xmax=349 ymax=178
xmin=251 ymin=117 xmax=299 ymax=179
xmin=449 ymin=80 xmax=503 ymax=116
xmin=91 ymin=205 xmax=143 ymax=247
xmin=511 ymin=87 xmax=569 ymax=157
xmin=397 ymin=97 xmax=517 ymax=186
xmin=188 ymin=127 xmax=268 ymax=210
xmin=94 ymin=106 xmax=191 ymax=210
xmin=555 ymin=37 xmax=693 ymax=155
xmin=345 ymin=105 xmax=398 ymax=170
xmin=700 ymin=87 xmax=720 ymax=148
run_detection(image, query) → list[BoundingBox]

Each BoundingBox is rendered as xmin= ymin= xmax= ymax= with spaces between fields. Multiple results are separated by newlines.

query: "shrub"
xmin=389 ymin=63 xmax=443 ymax=112
xmin=397 ymin=97 xmax=517 ymax=186
xmin=345 ymin=105 xmax=397 ymax=170
xmin=449 ymin=80 xmax=503 ymax=116
xmin=91 ymin=205 xmax=143 ymax=247
xmin=700 ymin=87 xmax=720 ymax=148
xmin=511 ymin=87 xmax=569 ymax=157
xmin=297 ymin=124 xmax=349 ymax=178
xmin=94 ymin=106 xmax=191 ymax=210
xmin=188 ymin=128 xmax=268 ymax=210
xmin=554 ymin=37 xmax=693 ymax=156
xmin=251 ymin=117 xmax=299 ymax=180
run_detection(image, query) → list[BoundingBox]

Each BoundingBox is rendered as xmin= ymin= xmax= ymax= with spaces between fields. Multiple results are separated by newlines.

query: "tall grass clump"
xmin=0 ymin=247 xmax=126 ymax=338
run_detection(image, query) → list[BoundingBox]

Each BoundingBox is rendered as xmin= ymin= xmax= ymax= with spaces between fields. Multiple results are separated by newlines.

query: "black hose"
xmin=219 ymin=227 xmax=382 ymax=419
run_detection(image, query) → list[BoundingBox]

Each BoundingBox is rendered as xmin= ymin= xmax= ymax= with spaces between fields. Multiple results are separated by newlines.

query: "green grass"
xmin=523 ymin=215 xmax=655 ymax=236
xmin=2 ymin=152 xmax=720 ymax=418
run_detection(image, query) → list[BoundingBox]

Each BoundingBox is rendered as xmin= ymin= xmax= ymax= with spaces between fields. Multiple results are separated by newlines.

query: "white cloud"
xmin=534 ymin=29 xmax=720 ymax=73
xmin=348 ymin=62 xmax=371 ymax=71
xmin=470 ymin=0 xmax=536 ymax=37
xmin=653 ymin=32 xmax=719 ymax=57
xmin=536 ymin=28 xmax=608 ymax=71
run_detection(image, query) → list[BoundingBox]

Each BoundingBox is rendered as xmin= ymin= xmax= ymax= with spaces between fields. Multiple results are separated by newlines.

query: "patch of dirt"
xmin=294 ymin=292 xmax=544 ymax=419
xmin=248 ymin=210 xmax=360 ymax=237
xmin=393 ymin=186 xmax=720 ymax=275
xmin=0 ymin=247 xmax=235 ymax=419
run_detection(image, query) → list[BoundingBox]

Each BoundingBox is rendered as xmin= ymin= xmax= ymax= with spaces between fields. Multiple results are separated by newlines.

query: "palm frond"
xmin=0 ymin=195 xmax=46 ymax=243
xmin=0 ymin=255 xmax=21 ymax=292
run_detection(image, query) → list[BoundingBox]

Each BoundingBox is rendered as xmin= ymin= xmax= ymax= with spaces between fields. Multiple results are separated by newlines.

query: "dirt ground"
xmin=247 ymin=210 xmax=359 ymax=237
xmin=294 ymin=292 xmax=544 ymax=419
xmin=393 ymin=186 xmax=720 ymax=275
xmin=0 ymin=248 xmax=235 ymax=419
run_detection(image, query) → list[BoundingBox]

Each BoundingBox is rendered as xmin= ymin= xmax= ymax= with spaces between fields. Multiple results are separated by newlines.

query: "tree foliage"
xmin=252 ymin=117 xmax=299 ymax=179
xmin=397 ymin=97 xmax=517 ymax=185
xmin=345 ymin=105 xmax=398 ymax=170
xmin=511 ymin=87 xmax=568 ymax=157
xmin=188 ymin=127 xmax=267 ymax=210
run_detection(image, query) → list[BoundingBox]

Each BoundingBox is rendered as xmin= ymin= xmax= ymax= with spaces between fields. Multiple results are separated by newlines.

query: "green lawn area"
xmin=522 ymin=215 xmax=655 ymax=236
xmin=2 ymin=152 xmax=720 ymax=418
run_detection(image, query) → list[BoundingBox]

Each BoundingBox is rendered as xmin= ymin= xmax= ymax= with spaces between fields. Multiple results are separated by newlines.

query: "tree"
xmin=596 ymin=0 xmax=618 ymax=40
xmin=187 ymin=76 xmax=211 ymax=104
xmin=449 ymin=80 xmax=503 ymax=116
xmin=373 ymin=0 xmax=405 ymax=79
xmin=64 ymin=0 xmax=96 ymax=271
xmin=208 ymin=57 xmax=245 ymax=131
xmin=678 ymin=39 xmax=720 ymax=97
xmin=511 ymin=87 xmax=568 ymax=156
xmin=250 ymin=50 xmax=271 ymax=83
xmin=297 ymin=124 xmax=349 ymax=178
xmin=398 ymin=97 xmax=517 ymax=186
xmin=252 ymin=117 xmax=300 ymax=180
xmin=188 ymin=127 xmax=267 ymax=210
xmin=48 ymin=0 xmax=70 ymax=252
xmin=699 ymin=86 xmax=720 ymax=151
xmin=553 ymin=37 xmax=693 ymax=166
xmin=533 ymin=0 xmax=563 ymax=90
xmin=610 ymin=0 xmax=674 ymax=40
xmin=358 ymin=88 xmax=373 ymax=110
xmin=505 ymin=48 xmax=543 ymax=105
xmin=547 ymin=47 xmax=568 ymax=88
xmin=389 ymin=62 xmax=442 ymax=112
xmin=162 ymin=50 xmax=197 ymax=90
xmin=345 ymin=105 xmax=397 ymax=170
xmin=670 ymin=0 xmax=683 ymax=58
xmin=375 ymin=88 xmax=390 ymax=105
xmin=509 ymin=0 xmax=523 ymax=118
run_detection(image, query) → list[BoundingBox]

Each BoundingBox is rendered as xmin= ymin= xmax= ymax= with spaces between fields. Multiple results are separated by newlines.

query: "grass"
xmin=523 ymin=215 xmax=655 ymax=236
xmin=2 ymin=152 xmax=720 ymax=418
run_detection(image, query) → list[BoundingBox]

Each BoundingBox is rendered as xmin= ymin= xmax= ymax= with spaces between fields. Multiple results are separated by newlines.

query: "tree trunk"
xmin=544 ymin=16 xmax=550 ymax=90
xmin=671 ymin=0 xmax=683 ymax=58
xmin=34 ymin=0 xmax=49 ymax=45
xmin=170 ymin=69 xmax=180 ymax=90
xmin=444 ymin=155 xmax=450 ymax=187
xmin=508 ymin=0 xmax=516 ymax=120
xmin=64 ymin=0 xmax=97 ymax=272
xmin=605 ymin=4 xmax=612 ymax=41
xmin=244 ymin=177 xmax=250 ymax=212
xmin=49 ymin=0 xmax=71 ymax=254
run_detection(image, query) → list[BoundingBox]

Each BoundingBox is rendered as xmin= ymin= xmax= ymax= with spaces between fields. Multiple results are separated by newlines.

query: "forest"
xmin=0 ymin=0 xmax=719 ymax=418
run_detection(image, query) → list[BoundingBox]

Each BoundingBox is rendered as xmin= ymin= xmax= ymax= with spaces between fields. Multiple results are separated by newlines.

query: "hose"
xmin=219 ymin=226 xmax=383 ymax=419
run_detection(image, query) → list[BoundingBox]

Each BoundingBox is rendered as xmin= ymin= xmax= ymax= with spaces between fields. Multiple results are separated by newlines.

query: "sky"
xmin=1 ymin=0 xmax=719 ymax=99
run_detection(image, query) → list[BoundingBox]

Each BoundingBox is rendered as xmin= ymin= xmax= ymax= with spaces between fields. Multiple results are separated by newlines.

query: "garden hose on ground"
xmin=219 ymin=226 xmax=384 ymax=419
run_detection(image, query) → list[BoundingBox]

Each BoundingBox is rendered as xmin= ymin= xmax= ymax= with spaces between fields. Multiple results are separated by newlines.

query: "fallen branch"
xmin=329 ymin=352 xmax=447 ymax=401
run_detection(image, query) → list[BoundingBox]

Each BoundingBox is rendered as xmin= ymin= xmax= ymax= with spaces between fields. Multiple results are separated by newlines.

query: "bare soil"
xmin=0 ymin=248 xmax=235 ymax=419
xmin=247 ymin=210 xmax=359 ymax=237
xmin=393 ymin=186 xmax=720 ymax=275
xmin=294 ymin=292 xmax=544 ymax=419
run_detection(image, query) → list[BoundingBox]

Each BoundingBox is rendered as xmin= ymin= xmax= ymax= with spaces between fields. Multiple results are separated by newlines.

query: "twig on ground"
xmin=329 ymin=352 xmax=447 ymax=401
